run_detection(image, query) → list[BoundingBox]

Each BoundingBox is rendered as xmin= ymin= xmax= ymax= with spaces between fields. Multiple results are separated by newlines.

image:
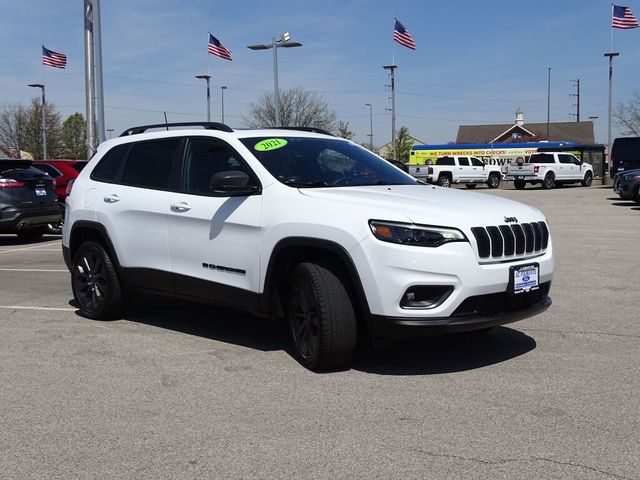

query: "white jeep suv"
xmin=63 ymin=123 xmax=554 ymax=370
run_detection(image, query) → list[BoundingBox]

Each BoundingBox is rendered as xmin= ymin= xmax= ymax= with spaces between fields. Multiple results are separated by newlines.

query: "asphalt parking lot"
xmin=1 ymin=184 xmax=638 ymax=480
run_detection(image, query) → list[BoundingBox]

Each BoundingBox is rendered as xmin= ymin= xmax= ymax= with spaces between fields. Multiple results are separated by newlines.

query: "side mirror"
xmin=210 ymin=170 xmax=259 ymax=195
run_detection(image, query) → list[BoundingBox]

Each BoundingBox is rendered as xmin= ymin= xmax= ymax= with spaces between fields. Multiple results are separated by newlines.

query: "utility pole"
xmin=570 ymin=79 xmax=580 ymax=122
xmin=365 ymin=103 xmax=373 ymax=151
xmin=546 ymin=67 xmax=551 ymax=140
xmin=27 ymin=84 xmax=47 ymax=159
xmin=84 ymin=0 xmax=106 ymax=156
xmin=383 ymin=64 xmax=397 ymax=160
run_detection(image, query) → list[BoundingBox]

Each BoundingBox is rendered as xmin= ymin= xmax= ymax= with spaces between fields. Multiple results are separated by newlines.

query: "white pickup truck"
xmin=505 ymin=152 xmax=594 ymax=190
xmin=408 ymin=155 xmax=502 ymax=189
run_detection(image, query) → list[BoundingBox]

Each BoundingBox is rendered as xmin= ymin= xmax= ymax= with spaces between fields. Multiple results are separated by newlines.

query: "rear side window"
xmin=458 ymin=157 xmax=470 ymax=166
xmin=91 ymin=144 xmax=129 ymax=182
xmin=34 ymin=164 xmax=62 ymax=177
xmin=121 ymin=138 xmax=180 ymax=190
xmin=436 ymin=157 xmax=455 ymax=166
xmin=529 ymin=154 xmax=555 ymax=164
xmin=72 ymin=162 xmax=87 ymax=173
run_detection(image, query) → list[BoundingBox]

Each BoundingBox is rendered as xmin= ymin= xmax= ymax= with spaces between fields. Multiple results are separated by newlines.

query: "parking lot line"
xmin=0 ymin=268 xmax=67 ymax=272
xmin=0 ymin=241 xmax=62 ymax=254
xmin=0 ymin=305 xmax=75 ymax=312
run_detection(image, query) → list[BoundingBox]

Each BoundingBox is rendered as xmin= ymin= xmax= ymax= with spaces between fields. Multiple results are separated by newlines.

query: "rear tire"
xmin=288 ymin=262 xmax=357 ymax=370
xmin=16 ymin=228 xmax=45 ymax=241
xmin=514 ymin=180 xmax=526 ymax=190
xmin=542 ymin=173 xmax=555 ymax=189
xmin=464 ymin=184 xmax=477 ymax=189
xmin=487 ymin=173 xmax=501 ymax=189
xmin=634 ymin=186 xmax=640 ymax=205
xmin=71 ymin=241 xmax=126 ymax=320
xmin=581 ymin=171 xmax=593 ymax=187
xmin=437 ymin=175 xmax=452 ymax=188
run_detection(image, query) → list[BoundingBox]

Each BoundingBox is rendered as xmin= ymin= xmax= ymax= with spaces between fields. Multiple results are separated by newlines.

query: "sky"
xmin=1 ymin=0 xmax=639 ymax=148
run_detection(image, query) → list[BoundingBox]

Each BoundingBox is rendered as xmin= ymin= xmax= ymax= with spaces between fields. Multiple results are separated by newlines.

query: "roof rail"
xmin=119 ymin=122 xmax=233 ymax=137
xmin=276 ymin=126 xmax=335 ymax=136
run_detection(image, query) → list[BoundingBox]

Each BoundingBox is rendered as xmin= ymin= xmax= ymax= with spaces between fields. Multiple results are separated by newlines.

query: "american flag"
xmin=42 ymin=45 xmax=67 ymax=69
xmin=208 ymin=33 xmax=232 ymax=61
xmin=393 ymin=19 xmax=416 ymax=50
xmin=612 ymin=5 xmax=639 ymax=29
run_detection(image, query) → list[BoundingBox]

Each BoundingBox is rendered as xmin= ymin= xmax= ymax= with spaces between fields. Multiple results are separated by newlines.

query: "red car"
xmin=32 ymin=160 xmax=87 ymax=202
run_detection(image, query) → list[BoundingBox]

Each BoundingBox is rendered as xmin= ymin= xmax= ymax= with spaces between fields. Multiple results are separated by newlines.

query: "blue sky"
xmin=1 ymin=0 xmax=638 ymax=146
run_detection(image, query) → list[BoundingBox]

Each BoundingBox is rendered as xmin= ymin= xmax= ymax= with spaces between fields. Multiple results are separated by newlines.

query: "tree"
xmin=614 ymin=89 xmax=640 ymax=136
xmin=0 ymin=98 xmax=63 ymax=159
xmin=61 ymin=113 xmax=87 ymax=159
xmin=384 ymin=126 xmax=414 ymax=162
xmin=245 ymin=87 xmax=337 ymax=131
xmin=336 ymin=121 xmax=354 ymax=140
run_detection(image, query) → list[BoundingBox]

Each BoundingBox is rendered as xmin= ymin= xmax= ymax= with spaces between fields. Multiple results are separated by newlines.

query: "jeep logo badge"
xmin=504 ymin=216 xmax=518 ymax=223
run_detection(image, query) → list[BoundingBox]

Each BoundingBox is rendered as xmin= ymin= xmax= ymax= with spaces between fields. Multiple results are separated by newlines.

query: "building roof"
xmin=457 ymin=121 xmax=595 ymax=144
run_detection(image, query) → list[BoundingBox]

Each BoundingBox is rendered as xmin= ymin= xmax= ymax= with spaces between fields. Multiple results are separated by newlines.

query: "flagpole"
xmin=610 ymin=3 xmax=614 ymax=52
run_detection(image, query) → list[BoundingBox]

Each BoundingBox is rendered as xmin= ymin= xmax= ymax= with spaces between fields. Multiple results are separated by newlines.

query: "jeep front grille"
xmin=471 ymin=221 xmax=549 ymax=261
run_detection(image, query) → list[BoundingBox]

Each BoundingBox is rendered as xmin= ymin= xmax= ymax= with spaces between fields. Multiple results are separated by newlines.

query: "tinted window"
xmin=91 ymin=144 xmax=129 ymax=182
xmin=33 ymin=164 xmax=61 ymax=177
xmin=558 ymin=154 xmax=573 ymax=164
xmin=528 ymin=154 xmax=555 ymax=164
xmin=121 ymin=138 xmax=180 ymax=189
xmin=458 ymin=157 xmax=470 ymax=166
xmin=183 ymin=137 xmax=257 ymax=195
xmin=71 ymin=162 xmax=87 ymax=173
xmin=471 ymin=157 xmax=484 ymax=167
xmin=436 ymin=157 xmax=455 ymax=166
xmin=240 ymin=137 xmax=416 ymax=187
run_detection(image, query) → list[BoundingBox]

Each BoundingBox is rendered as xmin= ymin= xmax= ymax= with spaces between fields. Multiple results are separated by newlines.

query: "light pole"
xmin=28 ymin=83 xmax=47 ymax=159
xmin=221 ymin=86 xmax=227 ymax=123
xmin=248 ymin=32 xmax=302 ymax=127
xmin=546 ymin=67 xmax=551 ymax=140
xmin=365 ymin=103 xmax=373 ymax=151
xmin=195 ymin=74 xmax=211 ymax=122
xmin=383 ymin=64 xmax=397 ymax=160
xmin=107 ymin=128 xmax=114 ymax=139
xmin=604 ymin=52 xmax=619 ymax=182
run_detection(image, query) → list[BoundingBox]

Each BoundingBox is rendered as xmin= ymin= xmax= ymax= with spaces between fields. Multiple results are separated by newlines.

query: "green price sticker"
xmin=254 ymin=138 xmax=288 ymax=152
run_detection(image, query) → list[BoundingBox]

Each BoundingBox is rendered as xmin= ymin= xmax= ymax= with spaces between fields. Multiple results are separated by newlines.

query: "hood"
xmin=299 ymin=185 xmax=545 ymax=227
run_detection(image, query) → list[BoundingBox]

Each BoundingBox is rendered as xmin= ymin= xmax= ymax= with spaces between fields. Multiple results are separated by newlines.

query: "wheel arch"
xmin=262 ymin=237 xmax=371 ymax=319
xmin=67 ymin=221 xmax=120 ymax=272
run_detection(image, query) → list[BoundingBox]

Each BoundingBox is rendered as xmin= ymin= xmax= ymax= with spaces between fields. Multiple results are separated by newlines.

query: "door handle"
xmin=103 ymin=194 xmax=120 ymax=203
xmin=170 ymin=202 xmax=192 ymax=212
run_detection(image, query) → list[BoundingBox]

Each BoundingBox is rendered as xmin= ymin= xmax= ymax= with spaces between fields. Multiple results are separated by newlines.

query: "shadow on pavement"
xmin=0 ymin=234 xmax=60 ymax=246
xmin=352 ymin=327 xmax=536 ymax=375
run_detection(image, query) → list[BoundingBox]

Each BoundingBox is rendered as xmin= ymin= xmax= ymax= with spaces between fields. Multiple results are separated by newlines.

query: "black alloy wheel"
xmin=542 ymin=173 xmax=555 ymax=189
xmin=288 ymin=262 xmax=357 ymax=370
xmin=72 ymin=241 xmax=125 ymax=320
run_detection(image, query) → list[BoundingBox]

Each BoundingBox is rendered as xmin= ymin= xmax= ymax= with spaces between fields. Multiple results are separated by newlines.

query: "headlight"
xmin=369 ymin=220 xmax=468 ymax=247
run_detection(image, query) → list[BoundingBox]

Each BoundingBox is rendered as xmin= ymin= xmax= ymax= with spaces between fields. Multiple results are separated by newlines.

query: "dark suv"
xmin=610 ymin=137 xmax=640 ymax=177
xmin=0 ymin=159 xmax=61 ymax=240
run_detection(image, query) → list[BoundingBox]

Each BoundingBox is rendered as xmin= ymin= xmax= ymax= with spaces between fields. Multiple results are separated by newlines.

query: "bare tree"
xmin=245 ymin=87 xmax=337 ymax=131
xmin=614 ymin=89 xmax=640 ymax=136
xmin=0 ymin=99 xmax=63 ymax=159
xmin=336 ymin=121 xmax=354 ymax=140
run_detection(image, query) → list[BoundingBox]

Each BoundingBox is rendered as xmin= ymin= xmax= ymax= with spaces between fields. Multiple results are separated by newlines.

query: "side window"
xmin=558 ymin=154 xmax=572 ymax=164
xmin=436 ymin=157 xmax=455 ymax=166
xmin=183 ymin=137 xmax=256 ymax=195
xmin=121 ymin=138 xmax=180 ymax=190
xmin=91 ymin=144 xmax=129 ymax=182
xmin=471 ymin=157 xmax=484 ymax=167
xmin=458 ymin=157 xmax=470 ymax=166
xmin=34 ymin=164 xmax=61 ymax=177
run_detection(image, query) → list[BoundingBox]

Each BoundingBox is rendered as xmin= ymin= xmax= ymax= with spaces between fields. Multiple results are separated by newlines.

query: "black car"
xmin=613 ymin=167 xmax=640 ymax=204
xmin=610 ymin=136 xmax=640 ymax=177
xmin=0 ymin=159 xmax=62 ymax=240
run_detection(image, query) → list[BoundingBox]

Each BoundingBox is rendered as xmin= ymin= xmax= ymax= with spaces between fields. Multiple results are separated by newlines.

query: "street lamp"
xmin=107 ymin=128 xmax=114 ymax=139
xmin=28 ymin=83 xmax=47 ymax=159
xmin=195 ymin=74 xmax=211 ymax=122
xmin=221 ymin=86 xmax=227 ymax=123
xmin=248 ymin=32 xmax=302 ymax=127
xmin=365 ymin=103 xmax=373 ymax=151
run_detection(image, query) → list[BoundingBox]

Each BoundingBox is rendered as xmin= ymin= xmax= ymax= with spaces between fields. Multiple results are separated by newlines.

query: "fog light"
xmin=401 ymin=285 xmax=453 ymax=309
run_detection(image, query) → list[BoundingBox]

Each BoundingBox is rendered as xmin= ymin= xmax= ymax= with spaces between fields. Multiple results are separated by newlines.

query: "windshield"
xmin=240 ymin=136 xmax=417 ymax=187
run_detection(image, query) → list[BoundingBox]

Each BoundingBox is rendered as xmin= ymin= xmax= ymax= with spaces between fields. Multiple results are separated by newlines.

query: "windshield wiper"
xmin=282 ymin=179 xmax=329 ymax=188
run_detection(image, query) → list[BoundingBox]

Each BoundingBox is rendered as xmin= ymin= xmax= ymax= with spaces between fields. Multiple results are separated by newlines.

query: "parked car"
xmin=408 ymin=155 xmax=502 ymax=188
xmin=32 ymin=160 xmax=87 ymax=234
xmin=613 ymin=168 xmax=640 ymax=204
xmin=505 ymin=152 xmax=593 ymax=189
xmin=63 ymin=122 xmax=553 ymax=370
xmin=0 ymin=158 xmax=61 ymax=240
xmin=609 ymin=136 xmax=640 ymax=178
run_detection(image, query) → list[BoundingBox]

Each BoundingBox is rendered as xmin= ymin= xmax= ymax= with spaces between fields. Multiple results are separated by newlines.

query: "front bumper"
xmin=368 ymin=284 xmax=551 ymax=338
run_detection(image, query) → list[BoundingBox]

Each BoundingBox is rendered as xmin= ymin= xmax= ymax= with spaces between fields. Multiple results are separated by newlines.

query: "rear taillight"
xmin=0 ymin=178 xmax=26 ymax=188
xmin=65 ymin=179 xmax=75 ymax=196
xmin=534 ymin=166 xmax=540 ymax=173
xmin=427 ymin=166 xmax=433 ymax=175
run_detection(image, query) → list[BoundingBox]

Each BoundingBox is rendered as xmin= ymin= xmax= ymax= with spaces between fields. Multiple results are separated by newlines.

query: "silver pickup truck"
xmin=505 ymin=152 xmax=593 ymax=190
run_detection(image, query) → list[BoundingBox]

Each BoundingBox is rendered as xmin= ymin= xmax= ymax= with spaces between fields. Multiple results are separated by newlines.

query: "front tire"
xmin=288 ymin=262 xmax=357 ymax=370
xmin=72 ymin=241 xmax=125 ymax=320
xmin=581 ymin=171 xmax=593 ymax=187
xmin=514 ymin=180 xmax=526 ymax=190
xmin=487 ymin=173 xmax=501 ymax=189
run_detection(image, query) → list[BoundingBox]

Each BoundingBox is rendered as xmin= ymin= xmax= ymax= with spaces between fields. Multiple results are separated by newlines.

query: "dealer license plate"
xmin=35 ymin=187 xmax=47 ymax=196
xmin=509 ymin=263 xmax=539 ymax=294
xmin=516 ymin=175 xmax=524 ymax=180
